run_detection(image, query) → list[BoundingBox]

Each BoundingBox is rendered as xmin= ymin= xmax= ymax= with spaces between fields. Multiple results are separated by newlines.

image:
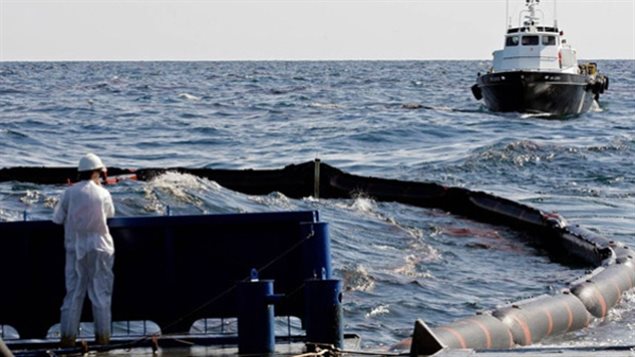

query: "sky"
xmin=1 ymin=0 xmax=633 ymax=61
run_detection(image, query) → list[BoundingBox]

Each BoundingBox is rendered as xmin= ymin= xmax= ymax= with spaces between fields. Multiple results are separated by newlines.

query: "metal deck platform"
xmin=6 ymin=334 xmax=362 ymax=356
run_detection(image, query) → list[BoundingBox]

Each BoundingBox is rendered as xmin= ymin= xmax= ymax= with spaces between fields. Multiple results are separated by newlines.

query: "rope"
xmin=158 ymin=283 xmax=237 ymax=334
xmin=162 ymin=337 xmax=195 ymax=346
xmin=0 ymin=336 xmax=14 ymax=357
xmin=289 ymin=347 xmax=409 ymax=357
xmin=338 ymin=350 xmax=408 ymax=356
xmin=160 ymin=227 xmax=315 ymax=334
xmin=258 ymin=227 xmax=315 ymax=274
xmin=291 ymin=350 xmax=329 ymax=357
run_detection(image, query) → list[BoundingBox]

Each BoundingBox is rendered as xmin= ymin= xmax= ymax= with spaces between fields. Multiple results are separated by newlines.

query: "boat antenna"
xmin=523 ymin=0 xmax=541 ymax=26
xmin=506 ymin=0 xmax=510 ymax=29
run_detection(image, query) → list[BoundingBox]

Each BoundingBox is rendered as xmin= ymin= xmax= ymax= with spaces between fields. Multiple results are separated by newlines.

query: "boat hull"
xmin=474 ymin=71 xmax=597 ymax=116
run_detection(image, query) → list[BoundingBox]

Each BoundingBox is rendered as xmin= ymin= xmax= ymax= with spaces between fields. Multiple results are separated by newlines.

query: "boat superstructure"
xmin=471 ymin=0 xmax=609 ymax=115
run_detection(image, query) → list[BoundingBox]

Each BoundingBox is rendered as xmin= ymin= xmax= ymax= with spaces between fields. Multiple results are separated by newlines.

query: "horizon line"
xmin=2 ymin=57 xmax=634 ymax=62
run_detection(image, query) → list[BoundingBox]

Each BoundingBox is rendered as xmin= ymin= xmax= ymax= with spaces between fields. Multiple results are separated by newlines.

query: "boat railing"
xmin=0 ymin=210 xmax=343 ymax=353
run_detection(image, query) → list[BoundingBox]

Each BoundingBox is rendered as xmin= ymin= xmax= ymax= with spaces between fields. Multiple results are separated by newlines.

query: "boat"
xmin=471 ymin=0 xmax=609 ymax=116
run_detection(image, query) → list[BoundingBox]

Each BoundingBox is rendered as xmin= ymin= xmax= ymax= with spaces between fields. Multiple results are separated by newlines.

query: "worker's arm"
xmin=52 ymin=190 xmax=68 ymax=224
xmin=104 ymin=192 xmax=115 ymax=218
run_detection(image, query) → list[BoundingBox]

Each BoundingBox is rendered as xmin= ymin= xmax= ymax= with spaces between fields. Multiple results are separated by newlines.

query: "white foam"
xmin=178 ymin=92 xmax=201 ymax=101
xmin=0 ymin=208 xmax=21 ymax=222
xmin=341 ymin=264 xmax=375 ymax=292
xmin=149 ymin=171 xmax=213 ymax=192
xmin=332 ymin=196 xmax=379 ymax=219
xmin=43 ymin=195 xmax=59 ymax=209
xmin=19 ymin=190 xmax=41 ymax=205
xmin=250 ymin=191 xmax=292 ymax=209
xmin=309 ymin=102 xmax=343 ymax=109
xmin=365 ymin=304 xmax=390 ymax=318
xmin=143 ymin=171 xmax=219 ymax=212
xmin=350 ymin=196 xmax=375 ymax=213
xmin=520 ymin=112 xmax=550 ymax=119
xmin=591 ymin=100 xmax=603 ymax=112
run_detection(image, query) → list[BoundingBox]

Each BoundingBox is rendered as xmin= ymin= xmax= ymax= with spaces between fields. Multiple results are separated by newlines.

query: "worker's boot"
xmin=60 ymin=335 xmax=76 ymax=348
xmin=93 ymin=307 xmax=111 ymax=345
xmin=95 ymin=333 xmax=110 ymax=345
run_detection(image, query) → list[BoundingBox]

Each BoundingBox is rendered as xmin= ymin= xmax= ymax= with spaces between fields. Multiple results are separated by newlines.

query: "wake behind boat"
xmin=471 ymin=0 xmax=609 ymax=116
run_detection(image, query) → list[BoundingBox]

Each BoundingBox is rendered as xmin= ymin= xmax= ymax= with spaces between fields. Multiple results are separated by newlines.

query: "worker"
xmin=52 ymin=153 xmax=115 ymax=347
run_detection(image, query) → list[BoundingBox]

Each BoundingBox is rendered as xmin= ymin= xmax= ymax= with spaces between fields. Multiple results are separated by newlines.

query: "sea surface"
xmin=0 ymin=61 xmax=633 ymax=349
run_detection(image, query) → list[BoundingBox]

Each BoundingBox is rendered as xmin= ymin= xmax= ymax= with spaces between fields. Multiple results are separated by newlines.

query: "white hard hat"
xmin=78 ymin=153 xmax=106 ymax=172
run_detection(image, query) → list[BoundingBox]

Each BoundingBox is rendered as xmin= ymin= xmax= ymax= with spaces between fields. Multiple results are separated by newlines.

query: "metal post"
xmin=287 ymin=316 xmax=292 ymax=339
xmin=313 ymin=158 xmax=321 ymax=199
xmin=300 ymin=222 xmax=332 ymax=280
xmin=304 ymin=277 xmax=344 ymax=348
xmin=237 ymin=273 xmax=276 ymax=355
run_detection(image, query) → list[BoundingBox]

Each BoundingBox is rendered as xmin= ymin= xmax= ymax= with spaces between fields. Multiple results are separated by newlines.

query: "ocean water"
xmin=0 ymin=61 xmax=633 ymax=349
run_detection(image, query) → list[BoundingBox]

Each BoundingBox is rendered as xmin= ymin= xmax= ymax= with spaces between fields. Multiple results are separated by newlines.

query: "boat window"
xmin=505 ymin=36 xmax=519 ymax=47
xmin=542 ymin=35 xmax=556 ymax=46
xmin=522 ymin=35 xmax=539 ymax=46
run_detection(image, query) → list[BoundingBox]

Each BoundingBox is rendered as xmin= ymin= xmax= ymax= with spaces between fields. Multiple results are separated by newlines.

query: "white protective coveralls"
xmin=53 ymin=175 xmax=115 ymax=344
